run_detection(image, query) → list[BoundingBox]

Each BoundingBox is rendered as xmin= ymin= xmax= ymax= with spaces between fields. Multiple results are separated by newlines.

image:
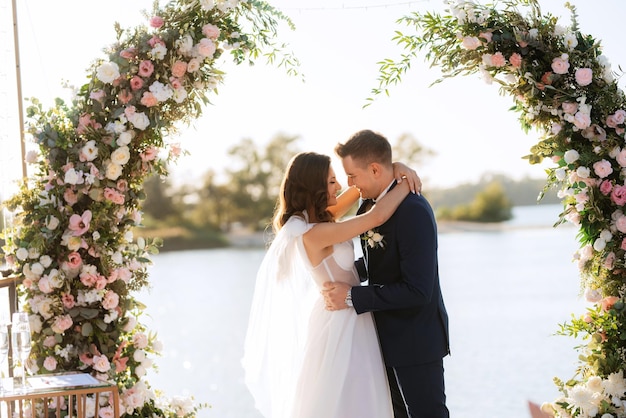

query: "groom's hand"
xmin=321 ymin=281 xmax=351 ymax=311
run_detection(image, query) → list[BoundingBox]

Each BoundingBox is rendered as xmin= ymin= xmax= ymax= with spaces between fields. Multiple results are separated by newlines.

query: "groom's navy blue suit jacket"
xmin=352 ymin=191 xmax=450 ymax=367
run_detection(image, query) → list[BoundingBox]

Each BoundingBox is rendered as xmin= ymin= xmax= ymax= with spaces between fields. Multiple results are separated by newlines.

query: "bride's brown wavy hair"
xmin=273 ymin=152 xmax=335 ymax=232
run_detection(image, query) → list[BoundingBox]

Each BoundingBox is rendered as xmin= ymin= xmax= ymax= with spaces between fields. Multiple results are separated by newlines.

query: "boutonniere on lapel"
xmin=363 ymin=228 xmax=385 ymax=249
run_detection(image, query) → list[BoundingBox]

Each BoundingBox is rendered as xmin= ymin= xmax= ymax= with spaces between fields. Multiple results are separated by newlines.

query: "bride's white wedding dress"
xmin=242 ymin=215 xmax=392 ymax=418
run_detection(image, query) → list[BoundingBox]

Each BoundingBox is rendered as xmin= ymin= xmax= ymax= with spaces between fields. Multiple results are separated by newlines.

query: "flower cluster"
xmin=371 ymin=0 xmax=626 ymax=416
xmin=1 ymin=0 xmax=296 ymax=416
xmin=363 ymin=228 xmax=385 ymax=249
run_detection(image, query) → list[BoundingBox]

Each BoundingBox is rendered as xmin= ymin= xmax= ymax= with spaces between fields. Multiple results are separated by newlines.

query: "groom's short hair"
xmin=335 ymin=129 xmax=392 ymax=168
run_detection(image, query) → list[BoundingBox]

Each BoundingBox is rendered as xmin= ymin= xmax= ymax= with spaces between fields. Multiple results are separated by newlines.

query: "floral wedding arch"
xmin=1 ymin=0 xmax=296 ymax=416
xmin=370 ymin=0 xmax=626 ymax=416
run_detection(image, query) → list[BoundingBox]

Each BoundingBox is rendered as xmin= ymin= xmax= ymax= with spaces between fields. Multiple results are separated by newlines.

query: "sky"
xmin=1 ymin=0 xmax=625 ymax=192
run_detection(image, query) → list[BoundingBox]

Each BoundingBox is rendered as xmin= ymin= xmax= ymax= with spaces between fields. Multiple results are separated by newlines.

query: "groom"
xmin=322 ymin=129 xmax=450 ymax=418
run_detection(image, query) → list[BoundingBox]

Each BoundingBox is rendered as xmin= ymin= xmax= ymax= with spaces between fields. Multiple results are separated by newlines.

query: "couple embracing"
xmin=242 ymin=129 xmax=450 ymax=418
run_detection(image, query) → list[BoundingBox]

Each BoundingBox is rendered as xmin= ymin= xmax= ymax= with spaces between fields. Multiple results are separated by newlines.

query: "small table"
xmin=0 ymin=372 xmax=120 ymax=418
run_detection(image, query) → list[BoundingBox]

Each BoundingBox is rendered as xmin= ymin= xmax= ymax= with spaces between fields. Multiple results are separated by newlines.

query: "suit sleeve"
xmin=352 ymin=198 xmax=438 ymax=312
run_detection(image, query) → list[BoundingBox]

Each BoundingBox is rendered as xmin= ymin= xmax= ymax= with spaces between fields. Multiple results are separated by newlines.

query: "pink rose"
xmin=65 ymin=251 xmax=83 ymax=269
xmin=615 ymin=214 xmax=626 ymax=233
xmin=94 ymin=276 xmax=108 ymax=290
xmin=104 ymin=187 xmax=125 ymax=205
xmin=117 ymin=179 xmax=128 ymax=192
xmin=171 ymin=60 xmax=188 ymax=78
xmin=124 ymin=105 xmax=136 ymax=119
xmin=593 ymin=159 xmax=613 ymax=178
xmin=133 ymin=333 xmax=149 ymax=349
xmin=149 ymin=16 xmax=164 ymax=29
xmin=461 ymin=36 xmax=480 ymax=50
xmin=130 ymin=76 xmax=144 ymax=91
xmin=491 ymin=52 xmax=506 ymax=67
xmin=575 ymin=68 xmax=593 ymax=86
xmin=62 ymin=292 xmax=76 ymax=309
xmin=604 ymin=252 xmax=616 ymax=270
xmin=140 ymin=92 xmax=159 ymax=107
xmin=478 ymin=32 xmax=492 ymax=43
xmin=621 ymin=237 xmax=626 ymax=251
xmin=43 ymin=356 xmax=58 ymax=371
xmin=38 ymin=276 xmax=53 ymax=294
xmin=573 ymin=112 xmax=591 ymax=129
xmin=611 ymin=184 xmax=626 ymax=206
xmin=89 ymin=89 xmax=106 ymax=103
xmin=140 ymin=146 xmax=158 ymax=162
xmin=118 ymin=89 xmax=133 ymax=105
xmin=562 ymin=102 xmax=578 ymax=115
xmin=102 ymin=290 xmax=120 ymax=310
xmin=600 ymin=179 xmax=613 ymax=195
xmin=614 ymin=110 xmax=626 ymax=124
xmin=138 ymin=60 xmax=155 ymax=77
xmin=120 ymin=48 xmax=137 ymax=60
xmin=43 ymin=336 xmax=57 ymax=348
xmin=551 ymin=56 xmax=570 ymax=74
xmin=196 ymin=38 xmax=216 ymax=58
xmin=509 ymin=53 xmax=522 ymax=68
xmin=202 ymin=23 xmax=220 ymax=39
xmin=62 ymin=188 xmax=77 ymax=207
xmin=51 ymin=315 xmax=73 ymax=334
xmin=601 ymin=296 xmax=620 ymax=312
xmin=169 ymin=77 xmax=182 ymax=89
xmin=80 ymin=272 xmax=98 ymax=287
xmin=607 ymin=115 xmax=619 ymax=128
xmin=92 ymin=355 xmax=111 ymax=373
xmin=148 ymin=35 xmax=164 ymax=48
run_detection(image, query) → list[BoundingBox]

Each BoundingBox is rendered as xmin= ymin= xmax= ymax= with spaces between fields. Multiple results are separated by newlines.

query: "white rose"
xmin=576 ymin=166 xmax=590 ymax=178
xmin=199 ymin=0 xmax=215 ymax=10
xmin=111 ymin=146 xmax=131 ymax=166
xmin=584 ymin=288 xmax=602 ymax=303
xmin=593 ymin=238 xmax=606 ymax=252
xmin=105 ymin=162 xmax=123 ymax=181
xmin=563 ymin=149 xmax=580 ymax=164
xmin=46 ymin=215 xmax=60 ymax=230
xmin=81 ymin=140 xmax=98 ymax=161
xmin=133 ymin=350 xmax=146 ymax=362
xmin=135 ymin=365 xmax=146 ymax=377
xmin=39 ymin=255 xmax=52 ymax=268
xmin=172 ymin=88 xmax=188 ymax=103
xmin=129 ymin=112 xmax=150 ymax=130
xmin=176 ymin=34 xmax=194 ymax=56
xmin=64 ymin=168 xmax=80 ymax=185
xmin=16 ymin=247 xmax=29 ymax=261
xmin=461 ymin=36 xmax=481 ymax=50
xmin=149 ymin=81 xmax=173 ymax=102
xmin=117 ymin=131 xmax=133 ymax=146
xmin=555 ymin=168 xmax=567 ymax=181
xmin=28 ymin=248 xmax=40 ymax=259
xmin=25 ymin=150 xmax=39 ymax=164
xmin=96 ymin=61 xmax=120 ymax=84
xmin=30 ymin=262 xmax=44 ymax=276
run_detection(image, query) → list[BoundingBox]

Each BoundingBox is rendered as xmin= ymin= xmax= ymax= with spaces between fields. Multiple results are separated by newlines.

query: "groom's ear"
xmin=369 ymin=162 xmax=383 ymax=178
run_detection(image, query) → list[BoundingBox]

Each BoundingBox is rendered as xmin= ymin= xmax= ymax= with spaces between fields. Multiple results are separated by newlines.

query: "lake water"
xmin=137 ymin=204 xmax=587 ymax=418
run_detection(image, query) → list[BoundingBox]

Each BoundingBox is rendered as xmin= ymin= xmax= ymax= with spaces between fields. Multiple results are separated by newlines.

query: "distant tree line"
xmin=130 ymin=134 xmax=562 ymax=248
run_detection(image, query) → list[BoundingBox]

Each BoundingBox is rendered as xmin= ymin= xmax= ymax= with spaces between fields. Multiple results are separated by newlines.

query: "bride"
xmin=241 ymin=151 xmax=416 ymax=418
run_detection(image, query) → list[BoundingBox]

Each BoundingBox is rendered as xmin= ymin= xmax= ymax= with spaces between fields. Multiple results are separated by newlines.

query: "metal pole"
xmin=11 ymin=0 xmax=27 ymax=180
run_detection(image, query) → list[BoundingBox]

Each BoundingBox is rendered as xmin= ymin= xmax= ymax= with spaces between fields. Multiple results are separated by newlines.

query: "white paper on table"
xmin=27 ymin=373 xmax=101 ymax=390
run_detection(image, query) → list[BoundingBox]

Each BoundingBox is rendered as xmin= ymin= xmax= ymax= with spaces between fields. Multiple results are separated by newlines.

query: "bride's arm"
xmin=327 ymin=163 xmax=421 ymax=219
xmin=328 ymin=187 xmax=360 ymax=219
xmin=304 ymin=180 xmax=411 ymax=250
